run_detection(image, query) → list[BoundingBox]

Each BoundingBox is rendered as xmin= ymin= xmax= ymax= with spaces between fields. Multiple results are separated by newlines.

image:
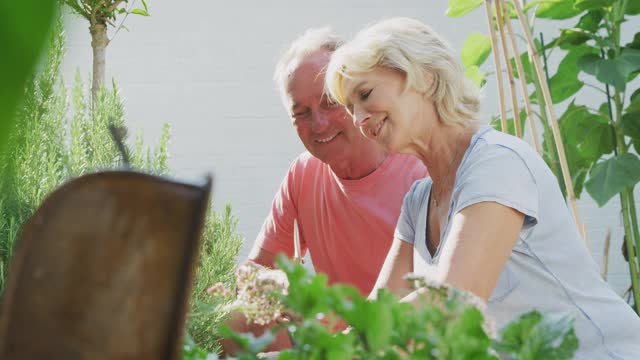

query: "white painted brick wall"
xmin=62 ymin=0 xmax=640 ymax=295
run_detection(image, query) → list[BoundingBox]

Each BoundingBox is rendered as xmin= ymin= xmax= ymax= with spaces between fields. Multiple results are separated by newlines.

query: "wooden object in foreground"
xmin=0 ymin=171 xmax=212 ymax=360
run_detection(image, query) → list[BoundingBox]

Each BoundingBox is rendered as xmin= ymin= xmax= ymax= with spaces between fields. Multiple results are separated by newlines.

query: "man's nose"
xmin=353 ymin=104 xmax=370 ymax=127
xmin=311 ymin=108 xmax=330 ymax=133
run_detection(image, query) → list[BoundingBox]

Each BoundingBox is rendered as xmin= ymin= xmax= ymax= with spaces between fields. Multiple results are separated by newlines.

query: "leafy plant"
xmin=0 ymin=21 xmax=169 ymax=294
xmin=447 ymin=0 xmax=640 ymax=311
xmin=0 ymin=22 xmax=243 ymax=357
xmin=188 ymin=204 xmax=244 ymax=354
xmin=209 ymin=257 xmax=578 ymax=360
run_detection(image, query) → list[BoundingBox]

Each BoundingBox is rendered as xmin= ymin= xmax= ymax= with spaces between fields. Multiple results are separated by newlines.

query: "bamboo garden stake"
xmin=494 ymin=0 xmax=523 ymax=138
xmin=511 ymin=0 xmax=588 ymax=246
xmin=602 ymin=228 xmax=611 ymax=280
xmin=484 ymin=0 xmax=508 ymax=133
xmin=500 ymin=0 xmax=542 ymax=154
xmin=293 ymin=219 xmax=304 ymax=265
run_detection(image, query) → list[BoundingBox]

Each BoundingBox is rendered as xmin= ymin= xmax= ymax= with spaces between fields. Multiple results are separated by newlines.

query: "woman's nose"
xmin=353 ymin=104 xmax=370 ymax=127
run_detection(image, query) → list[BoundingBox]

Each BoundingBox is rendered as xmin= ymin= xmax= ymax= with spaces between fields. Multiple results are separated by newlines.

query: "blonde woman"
xmin=325 ymin=17 xmax=640 ymax=359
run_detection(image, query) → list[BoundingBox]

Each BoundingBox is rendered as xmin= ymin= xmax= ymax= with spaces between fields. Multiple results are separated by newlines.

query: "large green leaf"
xmin=465 ymin=65 xmax=487 ymax=88
xmin=559 ymin=102 xmax=613 ymax=162
xmin=627 ymin=0 xmax=640 ymax=15
xmin=535 ymin=0 xmax=583 ymax=20
xmin=555 ymin=102 xmax=612 ymax=199
xmin=511 ymin=51 xmax=535 ymax=84
xmin=626 ymin=33 xmax=640 ymax=51
xmin=578 ymin=49 xmax=640 ymax=91
xmin=446 ymin=0 xmax=483 ymax=17
xmin=363 ymin=298 xmax=393 ymax=353
xmin=622 ymin=94 xmax=640 ymax=153
xmin=574 ymin=0 xmax=614 ymax=11
xmin=462 ymin=32 xmax=492 ymax=68
xmin=445 ymin=307 xmax=494 ymax=359
xmin=622 ymin=111 xmax=640 ymax=142
xmin=495 ymin=311 xmax=578 ymax=359
xmin=576 ymin=10 xmax=604 ymax=32
xmin=131 ymin=8 xmax=150 ymax=16
xmin=549 ymin=46 xmax=598 ymax=103
xmin=0 ymin=0 xmax=58 ymax=158
xmin=585 ymin=153 xmax=640 ymax=206
xmin=554 ymin=29 xmax=591 ymax=50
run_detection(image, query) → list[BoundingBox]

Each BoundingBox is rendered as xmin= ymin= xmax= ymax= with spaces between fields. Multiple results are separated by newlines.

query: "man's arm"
xmin=247 ymin=245 xmax=279 ymax=269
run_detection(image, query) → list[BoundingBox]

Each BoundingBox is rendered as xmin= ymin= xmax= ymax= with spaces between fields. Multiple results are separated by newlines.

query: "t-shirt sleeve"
xmin=452 ymin=143 xmax=539 ymax=229
xmin=251 ymin=161 xmax=307 ymax=259
xmin=394 ymin=179 xmax=427 ymax=245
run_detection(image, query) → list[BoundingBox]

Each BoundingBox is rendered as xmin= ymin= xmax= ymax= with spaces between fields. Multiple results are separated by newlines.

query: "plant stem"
xmin=628 ymin=190 xmax=640 ymax=270
xmin=621 ymin=189 xmax=640 ymax=313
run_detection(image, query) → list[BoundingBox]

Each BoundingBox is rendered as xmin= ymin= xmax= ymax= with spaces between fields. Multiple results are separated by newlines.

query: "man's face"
xmin=284 ymin=49 xmax=365 ymax=165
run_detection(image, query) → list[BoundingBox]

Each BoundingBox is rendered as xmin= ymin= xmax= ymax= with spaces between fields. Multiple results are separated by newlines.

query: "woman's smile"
xmin=363 ymin=117 xmax=387 ymax=139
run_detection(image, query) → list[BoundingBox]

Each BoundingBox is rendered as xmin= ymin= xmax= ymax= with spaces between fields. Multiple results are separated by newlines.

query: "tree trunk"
xmin=90 ymin=22 xmax=108 ymax=107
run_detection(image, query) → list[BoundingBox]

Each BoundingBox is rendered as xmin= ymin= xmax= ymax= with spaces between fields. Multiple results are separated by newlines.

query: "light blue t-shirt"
xmin=395 ymin=126 xmax=640 ymax=359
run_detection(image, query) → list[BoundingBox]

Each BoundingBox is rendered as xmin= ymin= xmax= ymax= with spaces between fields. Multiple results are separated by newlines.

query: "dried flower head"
xmin=208 ymin=262 xmax=287 ymax=326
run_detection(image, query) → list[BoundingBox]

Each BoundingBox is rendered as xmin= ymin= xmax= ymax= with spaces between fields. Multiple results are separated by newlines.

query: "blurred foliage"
xmin=218 ymin=257 xmax=578 ymax=359
xmin=0 ymin=0 xmax=58 ymax=158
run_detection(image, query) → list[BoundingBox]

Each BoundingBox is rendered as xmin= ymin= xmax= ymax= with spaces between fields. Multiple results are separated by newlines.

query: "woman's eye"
xmin=360 ymin=89 xmax=372 ymax=101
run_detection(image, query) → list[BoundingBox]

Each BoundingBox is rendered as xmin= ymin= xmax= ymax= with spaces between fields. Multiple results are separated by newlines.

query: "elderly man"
xmin=221 ymin=28 xmax=427 ymax=354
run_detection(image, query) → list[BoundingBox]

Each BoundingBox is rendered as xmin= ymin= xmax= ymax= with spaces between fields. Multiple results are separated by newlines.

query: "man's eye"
xmin=320 ymin=100 xmax=338 ymax=109
xmin=292 ymin=110 xmax=310 ymax=118
xmin=360 ymin=89 xmax=372 ymax=101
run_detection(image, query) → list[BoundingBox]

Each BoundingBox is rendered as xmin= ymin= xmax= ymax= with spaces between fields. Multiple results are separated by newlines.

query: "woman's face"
xmin=345 ymin=66 xmax=435 ymax=153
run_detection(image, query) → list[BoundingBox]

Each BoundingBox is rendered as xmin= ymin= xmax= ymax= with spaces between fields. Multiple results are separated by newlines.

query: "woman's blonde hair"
xmin=326 ymin=17 xmax=480 ymax=126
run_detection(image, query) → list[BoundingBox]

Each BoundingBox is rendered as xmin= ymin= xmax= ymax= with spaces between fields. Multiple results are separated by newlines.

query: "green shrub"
xmin=188 ymin=204 xmax=243 ymax=354
xmin=0 ymin=23 xmax=170 ymax=294
xmin=0 ymin=21 xmax=243 ymax=354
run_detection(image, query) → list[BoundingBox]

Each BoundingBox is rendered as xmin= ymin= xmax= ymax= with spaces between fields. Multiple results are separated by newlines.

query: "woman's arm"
xmin=436 ymin=201 xmax=524 ymax=301
xmin=368 ymin=236 xmax=414 ymax=300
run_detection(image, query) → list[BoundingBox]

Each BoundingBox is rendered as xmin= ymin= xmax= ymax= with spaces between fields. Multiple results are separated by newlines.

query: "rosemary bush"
xmin=0 ymin=22 xmax=243 ymax=354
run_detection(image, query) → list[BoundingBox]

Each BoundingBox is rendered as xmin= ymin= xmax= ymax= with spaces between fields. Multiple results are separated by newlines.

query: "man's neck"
xmin=328 ymin=149 xmax=388 ymax=180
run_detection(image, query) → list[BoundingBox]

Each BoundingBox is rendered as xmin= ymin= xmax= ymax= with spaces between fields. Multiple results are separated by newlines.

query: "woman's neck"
xmin=411 ymin=123 xmax=478 ymax=185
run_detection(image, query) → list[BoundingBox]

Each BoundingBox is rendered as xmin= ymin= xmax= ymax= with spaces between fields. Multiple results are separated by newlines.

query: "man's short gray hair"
xmin=273 ymin=27 xmax=343 ymax=103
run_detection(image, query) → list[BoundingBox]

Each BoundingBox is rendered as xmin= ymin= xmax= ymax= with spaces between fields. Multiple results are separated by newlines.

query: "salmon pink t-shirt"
xmin=254 ymin=152 xmax=427 ymax=295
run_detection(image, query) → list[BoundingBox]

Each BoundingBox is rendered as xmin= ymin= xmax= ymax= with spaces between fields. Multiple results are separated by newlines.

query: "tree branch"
xmin=90 ymin=0 xmax=109 ymax=26
xmin=62 ymin=0 xmax=90 ymax=20
xmin=106 ymin=0 xmax=127 ymax=14
xmin=111 ymin=0 xmax=137 ymax=42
